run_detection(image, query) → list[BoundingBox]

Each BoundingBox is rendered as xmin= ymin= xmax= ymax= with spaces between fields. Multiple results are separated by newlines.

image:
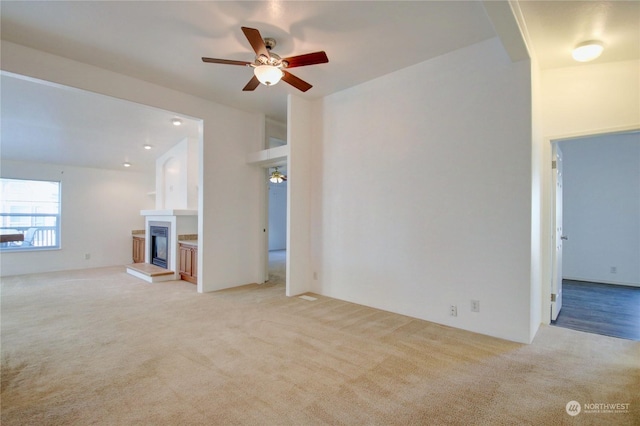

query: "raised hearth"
xmin=126 ymin=263 xmax=175 ymax=283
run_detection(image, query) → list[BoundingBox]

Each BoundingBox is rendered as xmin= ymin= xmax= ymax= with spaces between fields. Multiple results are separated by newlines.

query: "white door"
xmin=551 ymin=143 xmax=564 ymax=321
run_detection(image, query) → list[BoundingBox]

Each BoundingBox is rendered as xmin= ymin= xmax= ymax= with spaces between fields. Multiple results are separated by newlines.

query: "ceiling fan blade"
xmin=241 ymin=27 xmax=270 ymax=59
xmin=282 ymin=71 xmax=313 ymax=92
xmin=202 ymin=57 xmax=252 ymax=66
xmin=282 ymin=51 xmax=329 ymax=68
xmin=243 ymin=75 xmax=260 ymax=91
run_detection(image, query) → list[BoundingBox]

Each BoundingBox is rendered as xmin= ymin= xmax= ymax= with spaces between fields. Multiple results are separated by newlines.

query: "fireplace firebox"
xmin=150 ymin=225 xmax=169 ymax=269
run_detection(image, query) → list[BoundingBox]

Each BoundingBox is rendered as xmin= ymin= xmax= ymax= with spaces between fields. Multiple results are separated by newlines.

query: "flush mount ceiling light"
xmin=143 ymin=144 xmax=152 ymax=150
xmin=572 ymin=40 xmax=604 ymax=62
xmin=172 ymin=118 xmax=183 ymax=126
xmin=123 ymin=162 xmax=131 ymax=168
xmin=269 ymin=167 xmax=287 ymax=183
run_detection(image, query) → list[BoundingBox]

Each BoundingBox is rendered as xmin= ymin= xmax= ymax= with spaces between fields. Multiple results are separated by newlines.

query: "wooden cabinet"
xmin=132 ymin=236 xmax=145 ymax=264
xmin=179 ymin=243 xmax=197 ymax=284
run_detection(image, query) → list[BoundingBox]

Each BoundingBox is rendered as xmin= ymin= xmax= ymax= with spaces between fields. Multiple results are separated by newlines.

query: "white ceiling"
xmin=1 ymin=73 xmax=200 ymax=173
xmin=518 ymin=0 xmax=639 ymax=69
xmin=1 ymin=1 xmax=638 ymax=172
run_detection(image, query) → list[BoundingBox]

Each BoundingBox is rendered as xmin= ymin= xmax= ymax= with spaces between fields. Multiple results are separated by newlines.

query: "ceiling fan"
xmin=202 ymin=27 xmax=329 ymax=93
xmin=269 ymin=167 xmax=287 ymax=183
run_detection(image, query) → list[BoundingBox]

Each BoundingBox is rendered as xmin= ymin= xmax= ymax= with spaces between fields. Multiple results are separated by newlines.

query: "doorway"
xmin=550 ymin=130 xmax=640 ymax=339
xmin=267 ymin=166 xmax=287 ymax=288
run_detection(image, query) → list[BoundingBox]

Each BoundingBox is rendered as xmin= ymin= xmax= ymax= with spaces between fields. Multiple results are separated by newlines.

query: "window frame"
xmin=0 ymin=177 xmax=62 ymax=252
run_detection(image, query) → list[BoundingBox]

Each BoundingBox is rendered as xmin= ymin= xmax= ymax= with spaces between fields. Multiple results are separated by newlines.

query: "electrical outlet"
xmin=471 ymin=300 xmax=480 ymax=312
xmin=450 ymin=305 xmax=457 ymax=317
xmin=610 ymin=266 xmax=617 ymax=274
xmin=313 ymin=271 xmax=318 ymax=280
xmin=85 ymin=253 xmax=91 ymax=260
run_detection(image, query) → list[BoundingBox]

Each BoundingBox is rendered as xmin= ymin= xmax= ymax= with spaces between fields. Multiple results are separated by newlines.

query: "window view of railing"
xmin=0 ymin=178 xmax=61 ymax=250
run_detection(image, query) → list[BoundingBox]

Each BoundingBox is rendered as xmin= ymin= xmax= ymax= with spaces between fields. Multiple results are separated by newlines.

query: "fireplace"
xmin=140 ymin=213 xmax=196 ymax=279
xmin=150 ymin=224 xmax=169 ymax=269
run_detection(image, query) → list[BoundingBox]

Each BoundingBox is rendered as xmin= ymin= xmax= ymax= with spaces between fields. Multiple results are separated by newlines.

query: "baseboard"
xmin=563 ymin=276 xmax=640 ymax=288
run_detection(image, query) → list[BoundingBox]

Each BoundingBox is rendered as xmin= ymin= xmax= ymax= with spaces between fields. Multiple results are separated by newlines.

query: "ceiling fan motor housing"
xmin=257 ymin=51 xmax=284 ymax=67
xmin=263 ymin=38 xmax=276 ymax=50
xmin=257 ymin=38 xmax=289 ymax=68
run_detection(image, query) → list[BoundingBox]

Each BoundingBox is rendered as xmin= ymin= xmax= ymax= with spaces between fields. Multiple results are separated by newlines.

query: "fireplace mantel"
xmin=140 ymin=209 xmax=197 ymax=217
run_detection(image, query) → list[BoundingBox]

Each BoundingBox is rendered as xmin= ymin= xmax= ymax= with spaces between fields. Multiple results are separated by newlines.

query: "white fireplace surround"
xmin=141 ymin=209 xmax=197 ymax=279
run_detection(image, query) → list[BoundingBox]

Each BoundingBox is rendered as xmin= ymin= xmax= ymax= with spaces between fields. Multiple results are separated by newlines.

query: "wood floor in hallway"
xmin=552 ymin=280 xmax=640 ymax=341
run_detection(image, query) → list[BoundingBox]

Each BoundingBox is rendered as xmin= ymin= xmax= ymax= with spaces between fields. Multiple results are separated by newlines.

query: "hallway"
xmin=268 ymin=249 xmax=286 ymax=285
xmin=552 ymin=280 xmax=640 ymax=341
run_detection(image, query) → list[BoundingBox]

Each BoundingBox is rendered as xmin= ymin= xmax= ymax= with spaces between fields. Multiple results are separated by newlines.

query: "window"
xmin=0 ymin=178 xmax=61 ymax=250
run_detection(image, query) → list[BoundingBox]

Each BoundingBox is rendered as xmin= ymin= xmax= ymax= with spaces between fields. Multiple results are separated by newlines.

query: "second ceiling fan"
xmin=202 ymin=27 xmax=329 ymax=92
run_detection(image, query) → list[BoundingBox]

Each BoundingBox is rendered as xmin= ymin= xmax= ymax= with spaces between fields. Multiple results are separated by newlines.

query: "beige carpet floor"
xmin=1 ymin=260 xmax=639 ymax=425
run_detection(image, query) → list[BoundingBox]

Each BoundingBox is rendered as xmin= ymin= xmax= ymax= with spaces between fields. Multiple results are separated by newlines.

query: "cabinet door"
xmin=132 ymin=237 xmax=145 ymax=263
xmin=191 ymin=247 xmax=197 ymax=279
xmin=178 ymin=245 xmax=187 ymax=275
xmin=179 ymin=244 xmax=197 ymax=284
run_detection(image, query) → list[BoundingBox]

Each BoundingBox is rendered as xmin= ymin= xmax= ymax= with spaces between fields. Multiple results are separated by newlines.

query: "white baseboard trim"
xmin=563 ymin=276 xmax=640 ymax=288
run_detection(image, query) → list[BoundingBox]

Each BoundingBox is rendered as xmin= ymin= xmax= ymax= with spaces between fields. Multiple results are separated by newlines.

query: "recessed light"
xmin=572 ymin=40 xmax=604 ymax=62
xmin=123 ymin=162 xmax=131 ymax=167
xmin=172 ymin=118 xmax=183 ymax=126
xmin=144 ymin=144 xmax=152 ymax=150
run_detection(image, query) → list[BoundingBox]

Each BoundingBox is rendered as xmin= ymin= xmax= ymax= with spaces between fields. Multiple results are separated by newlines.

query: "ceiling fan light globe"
xmin=254 ymin=65 xmax=283 ymax=86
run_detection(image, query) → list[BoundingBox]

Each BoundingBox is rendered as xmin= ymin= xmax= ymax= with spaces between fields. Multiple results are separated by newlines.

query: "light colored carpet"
xmin=267 ymin=249 xmax=286 ymax=285
xmin=1 ymin=263 xmax=639 ymax=425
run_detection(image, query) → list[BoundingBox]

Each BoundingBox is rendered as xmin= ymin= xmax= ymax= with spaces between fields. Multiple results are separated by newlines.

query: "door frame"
xmin=264 ymin=164 xmax=289 ymax=281
xmin=541 ymin=125 xmax=639 ymax=324
xmin=550 ymin=141 xmax=563 ymax=321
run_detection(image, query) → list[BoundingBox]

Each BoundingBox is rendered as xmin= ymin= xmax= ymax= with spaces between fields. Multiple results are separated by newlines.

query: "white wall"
xmin=155 ymin=137 xmax=199 ymax=210
xmin=287 ymin=95 xmax=313 ymax=297
xmin=542 ymin=60 xmax=640 ymax=137
xmin=529 ymin=56 xmax=544 ymax=341
xmin=266 ymin=118 xmax=287 ymax=147
xmin=310 ymin=38 xmax=533 ymax=343
xmin=0 ymin=159 xmax=153 ymax=276
xmin=560 ymin=133 xmax=640 ymax=287
xmin=1 ymin=41 xmax=265 ymax=292
xmin=161 ymin=156 xmax=183 ymax=210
